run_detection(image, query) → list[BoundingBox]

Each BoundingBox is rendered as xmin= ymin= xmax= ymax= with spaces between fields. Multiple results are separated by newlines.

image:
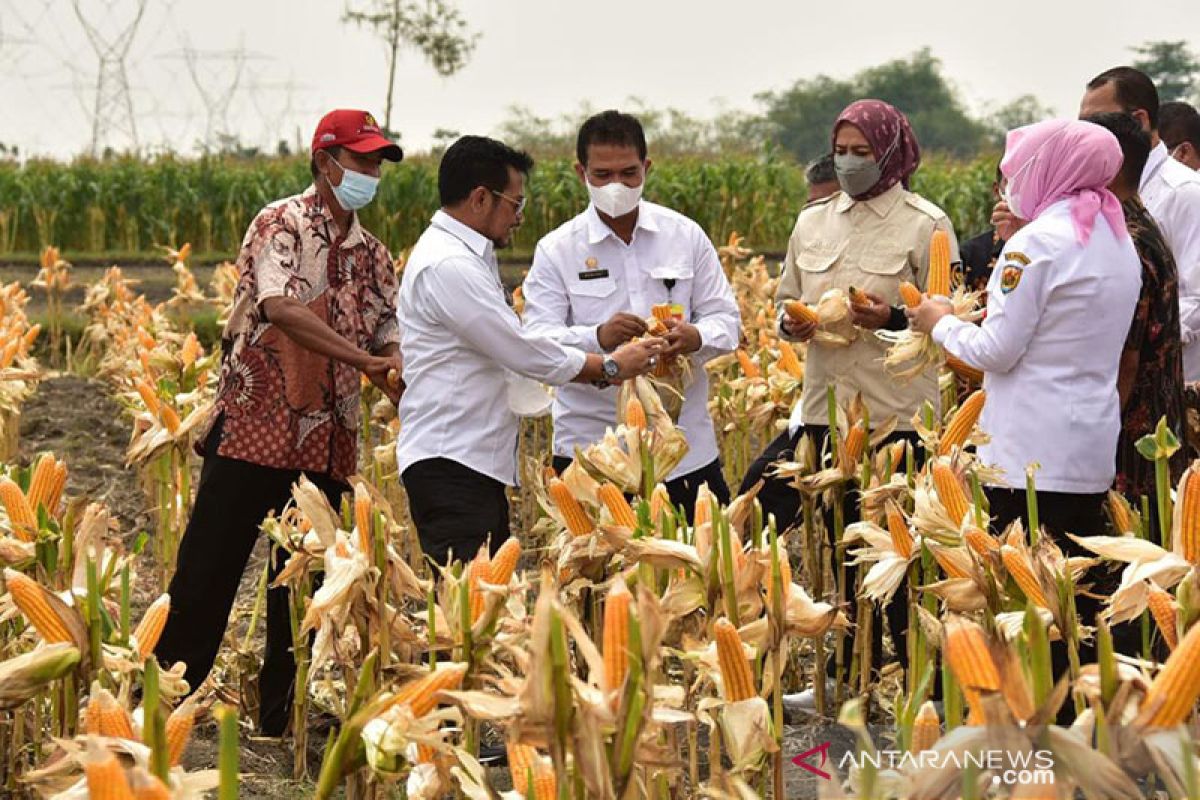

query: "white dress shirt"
xmin=522 ymin=201 xmax=741 ymax=478
xmin=1140 ymin=141 xmax=1200 ymax=379
xmin=932 ymin=199 xmax=1140 ymax=494
xmin=396 ymin=210 xmax=587 ymax=486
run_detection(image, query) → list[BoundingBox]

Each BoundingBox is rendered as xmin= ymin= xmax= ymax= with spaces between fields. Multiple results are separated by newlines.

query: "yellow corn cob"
xmin=848 ymin=285 xmax=872 ymax=309
xmin=1138 ymin=618 xmax=1200 ymax=727
xmin=714 ymin=618 xmax=755 ymax=702
xmin=133 ymin=594 xmax=170 ymax=659
xmin=5 ymin=568 xmax=72 ymax=642
xmin=0 ymin=340 xmax=17 ymax=368
xmin=736 ymin=349 xmax=761 ymax=378
xmin=166 ymin=700 xmax=196 ymax=766
xmin=468 ymin=547 xmax=491 ymax=623
xmin=134 ymin=380 xmax=160 ymax=416
xmin=21 ymin=324 xmax=41 ymax=350
xmin=599 ymin=483 xmax=638 ymax=529
xmin=416 ymin=743 xmax=436 ymax=764
xmin=1107 ymin=490 xmax=1136 ymax=535
xmin=776 ymin=342 xmax=804 ymax=379
xmin=180 ymin=332 xmax=201 ymax=368
xmin=843 ymin=422 xmax=867 ymax=467
xmin=507 ymin=742 xmax=557 ymax=799
xmin=927 ymin=229 xmax=952 ymax=297
xmin=963 ymin=527 xmax=999 ymax=558
xmin=0 ymin=477 xmax=37 ymax=541
xmin=938 ymin=390 xmax=986 ymax=456
xmin=548 ymin=478 xmax=593 ymax=537
xmin=46 ymin=461 xmax=68 ymax=518
xmin=651 ymin=303 xmax=674 ymax=323
xmin=159 ymin=404 xmax=181 ymax=435
xmin=26 ymin=455 xmax=56 ymax=513
xmin=910 ymin=700 xmax=941 ymax=752
xmin=86 ymin=748 xmax=136 ymax=800
xmin=488 ymin=538 xmax=522 ymax=586
xmin=932 ymin=463 xmax=971 ymax=526
xmin=694 ymin=484 xmax=714 ymax=529
xmin=1000 ymin=545 xmax=1049 ymax=608
xmin=1178 ymin=465 xmax=1200 ymax=564
xmin=945 ymin=354 xmax=984 ymax=385
xmin=130 ymin=769 xmax=171 ymax=800
xmin=625 ymin=396 xmax=647 ymax=430
xmin=390 ymin=662 xmax=468 ymax=718
xmin=899 ymin=281 xmax=923 ymax=309
xmin=138 ymin=351 xmax=155 ymax=379
xmin=649 ymin=483 xmax=671 ymax=524
xmin=784 ymin=300 xmax=820 ymax=325
xmin=353 ymin=483 xmax=373 ymax=556
xmin=885 ymin=501 xmax=914 ymax=559
xmin=929 ymin=544 xmax=972 ymax=580
xmin=943 ymin=617 xmax=1000 ymax=725
xmin=1148 ymin=583 xmax=1179 ymax=652
xmin=603 ymin=578 xmax=632 ymax=698
xmin=136 ymin=327 xmax=156 ymax=350
xmin=763 ymin=546 xmax=793 ymax=607
xmin=86 ymin=685 xmax=135 ymax=739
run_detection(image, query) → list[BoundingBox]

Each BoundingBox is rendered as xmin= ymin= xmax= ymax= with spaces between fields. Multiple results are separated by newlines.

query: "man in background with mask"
xmin=522 ymin=110 xmax=741 ymax=517
xmin=156 ymin=109 xmax=404 ymax=737
xmin=1161 ymin=101 xmax=1200 ymax=171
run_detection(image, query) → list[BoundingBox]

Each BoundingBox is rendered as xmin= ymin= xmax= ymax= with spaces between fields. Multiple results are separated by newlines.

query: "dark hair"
xmin=438 ymin=135 xmax=534 ymax=207
xmin=310 ymin=145 xmax=341 ymax=178
xmin=1083 ymin=111 xmax=1151 ymax=189
xmin=1161 ymin=101 xmax=1200 ymax=151
xmin=1087 ymin=66 xmax=1160 ymax=129
xmin=576 ymin=110 xmax=647 ymax=165
xmin=805 ymin=153 xmax=836 ymax=186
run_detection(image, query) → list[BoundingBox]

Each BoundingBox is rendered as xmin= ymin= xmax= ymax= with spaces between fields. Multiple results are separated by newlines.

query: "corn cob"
xmin=625 ymin=396 xmax=647 ymax=430
xmin=848 ymin=285 xmax=872 ymax=309
xmin=165 ymin=699 xmax=197 ymax=766
xmin=932 ymin=463 xmax=970 ymax=526
xmin=843 ymin=421 xmax=867 ymax=467
xmin=776 ymin=342 xmax=804 ymax=379
xmin=21 ymin=324 xmax=41 ymax=350
xmin=46 ymin=461 xmax=68 ymax=518
xmin=507 ymin=742 xmax=557 ymax=799
xmin=136 ymin=327 xmax=156 ymax=350
xmin=180 ymin=332 xmax=201 ymax=367
xmin=963 ymin=527 xmax=999 ymax=557
xmin=129 ymin=769 xmax=171 ymax=800
xmin=736 ymin=349 xmax=761 ymax=378
xmin=1178 ymin=465 xmax=1200 ymax=564
xmin=910 ymin=700 xmax=941 ymax=752
xmin=598 ymin=483 xmax=638 ymax=529
xmin=938 ymin=390 xmax=986 ymax=456
xmin=0 ymin=340 xmax=17 ymax=368
xmin=159 ymin=404 xmax=181 ymax=435
xmin=694 ymin=484 xmax=714 ymax=530
xmin=1148 ymin=583 xmax=1179 ymax=652
xmin=5 ymin=568 xmax=72 ymax=642
xmin=649 ymin=483 xmax=671 ymax=524
xmin=945 ymin=354 xmax=984 ymax=385
xmin=468 ymin=547 xmax=491 ymax=623
xmin=651 ymin=303 xmax=674 ymax=323
xmin=416 ymin=743 xmax=436 ymax=764
xmin=899 ymin=281 xmax=923 ymax=309
xmin=784 ymin=300 xmax=820 ymax=325
xmin=764 ymin=545 xmax=793 ymax=607
xmin=133 ymin=594 xmax=170 ymax=659
xmin=138 ymin=351 xmax=155 ymax=379
xmin=603 ymin=578 xmax=632 ymax=698
xmin=390 ymin=662 xmax=468 ymax=718
xmin=885 ymin=500 xmax=914 ymax=559
xmin=0 ymin=477 xmax=37 ymax=541
xmin=1138 ymin=618 xmax=1200 ymax=727
xmin=714 ymin=618 xmax=755 ymax=702
xmin=942 ymin=617 xmax=1000 ymax=725
xmin=548 ymin=478 xmax=593 ymax=536
xmin=1107 ymin=490 xmax=1136 ymax=535
xmin=134 ymin=380 xmax=160 ymax=416
xmin=86 ymin=684 xmax=136 ymax=740
xmin=1000 ymin=545 xmax=1049 ymax=608
xmin=488 ymin=538 xmax=522 ymax=586
xmin=25 ymin=455 xmax=57 ymax=513
xmin=353 ymin=483 xmax=372 ymax=556
xmin=929 ymin=544 xmax=973 ymax=580
xmin=85 ymin=746 xmax=136 ymax=800
xmin=927 ymin=229 xmax=952 ymax=297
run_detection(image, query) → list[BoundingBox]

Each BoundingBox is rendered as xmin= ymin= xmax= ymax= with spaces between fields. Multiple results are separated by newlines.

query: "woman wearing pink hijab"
xmin=911 ymin=117 xmax=1141 ymax=547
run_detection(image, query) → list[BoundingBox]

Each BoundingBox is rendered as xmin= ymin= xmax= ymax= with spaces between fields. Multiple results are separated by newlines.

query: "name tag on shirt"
xmin=578 ymin=269 xmax=610 ymax=280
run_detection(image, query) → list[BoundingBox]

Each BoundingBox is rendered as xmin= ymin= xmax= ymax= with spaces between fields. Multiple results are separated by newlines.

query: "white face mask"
xmin=586 ymin=177 xmax=643 ymax=218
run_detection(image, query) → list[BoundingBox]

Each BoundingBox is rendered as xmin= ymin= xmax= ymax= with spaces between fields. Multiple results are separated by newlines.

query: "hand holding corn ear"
xmin=847 ymin=287 xmax=892 ymax=331
xmin=362 ymin=354 xmax=404 ymax=403
xmin=906 ymin=296 xmax=953 ymax=335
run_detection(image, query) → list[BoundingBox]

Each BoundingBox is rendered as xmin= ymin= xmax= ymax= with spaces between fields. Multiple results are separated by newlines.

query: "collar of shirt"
xmin=430 ymin=209 xmax=495 ymax=262
xmin=584 ymin=201 xmax=659 ymax=244
xmin=1140 ymin=141 xmax=1169 ymax=193
xmin=303 ymin=184 xmax=367 ymax=250
xmin=833 ymin=181 xmax=904 ymax=218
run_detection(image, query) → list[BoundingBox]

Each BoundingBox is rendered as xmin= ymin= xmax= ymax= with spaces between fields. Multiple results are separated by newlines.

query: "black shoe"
xmin=477 ymin=743 xmax=507 ymax=766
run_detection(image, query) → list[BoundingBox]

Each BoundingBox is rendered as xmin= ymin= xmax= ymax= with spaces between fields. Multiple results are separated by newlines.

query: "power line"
xmin=72 ymin=0 xmax=148 ymax=155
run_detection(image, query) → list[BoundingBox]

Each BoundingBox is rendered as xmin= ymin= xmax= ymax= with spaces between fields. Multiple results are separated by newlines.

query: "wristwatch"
xmin=594 ymin=356 xmax=621 ymax=388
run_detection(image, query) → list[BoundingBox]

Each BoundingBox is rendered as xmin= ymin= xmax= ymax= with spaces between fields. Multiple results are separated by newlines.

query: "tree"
xmin=1131 ymin=40 xmax=1200 ymax=102
xmin=343 ymin=0 xmax=478 ymax=136
xmin=985 ymin=94 xmax=1055 ymax=144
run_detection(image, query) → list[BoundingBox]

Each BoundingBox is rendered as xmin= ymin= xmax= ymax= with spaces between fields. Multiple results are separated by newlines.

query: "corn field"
xmin=0 ymin=153 xmax=997 ymax=259
xmin=2 ymin=233 xmax=1199 ymax=800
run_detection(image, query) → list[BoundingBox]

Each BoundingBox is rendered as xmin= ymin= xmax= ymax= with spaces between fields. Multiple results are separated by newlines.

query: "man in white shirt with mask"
xmin=522 ymin=110 xmax=742 ymax=517
xmin=397 ymin=135 xmax=663 ymax=565
xmin=1082 ymin=67 xmax=1200 ymax=379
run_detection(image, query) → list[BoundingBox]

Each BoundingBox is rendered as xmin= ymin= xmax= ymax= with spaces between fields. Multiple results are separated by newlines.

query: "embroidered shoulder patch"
xmin=1000 ymin=264 xmax=1023 ymax=294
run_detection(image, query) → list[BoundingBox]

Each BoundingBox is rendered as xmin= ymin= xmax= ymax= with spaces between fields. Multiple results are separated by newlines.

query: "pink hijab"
xmin=1001 ymin=119 xmax=1127 ymax=245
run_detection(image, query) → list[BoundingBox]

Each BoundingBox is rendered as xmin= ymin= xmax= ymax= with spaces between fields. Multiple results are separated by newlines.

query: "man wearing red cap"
xmin=155 ymin=109 xmax=404 ymax=737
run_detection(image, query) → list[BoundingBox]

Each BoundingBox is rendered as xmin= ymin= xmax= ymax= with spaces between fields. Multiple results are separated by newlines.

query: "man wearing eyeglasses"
xmin=396 ymin=135 xmax=664 ymax=565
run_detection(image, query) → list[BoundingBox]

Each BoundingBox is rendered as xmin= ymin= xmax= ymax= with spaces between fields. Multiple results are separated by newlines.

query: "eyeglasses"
xmin=491 ymin=189 xmax=527 ymax=214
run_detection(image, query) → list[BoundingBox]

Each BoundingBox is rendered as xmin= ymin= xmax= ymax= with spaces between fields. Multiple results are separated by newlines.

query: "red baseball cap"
xmin=311 ymin=109 xmax=403 ymax=161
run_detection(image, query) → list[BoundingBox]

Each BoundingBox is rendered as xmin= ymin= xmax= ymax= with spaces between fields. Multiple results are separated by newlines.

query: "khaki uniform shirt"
xmin=776 ymin=183 xmax=959 ymax=431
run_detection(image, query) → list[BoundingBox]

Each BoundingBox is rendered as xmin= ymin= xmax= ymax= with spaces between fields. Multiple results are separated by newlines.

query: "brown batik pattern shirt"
xmin=202 ymin=185 xmax=399 ymax=480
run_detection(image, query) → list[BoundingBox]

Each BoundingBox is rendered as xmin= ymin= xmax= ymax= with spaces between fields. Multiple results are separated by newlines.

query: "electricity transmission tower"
xmin=163 ymin=42 xmax=262 ymax=151
xmin=72 ymin=0 xmax=147 ymax=156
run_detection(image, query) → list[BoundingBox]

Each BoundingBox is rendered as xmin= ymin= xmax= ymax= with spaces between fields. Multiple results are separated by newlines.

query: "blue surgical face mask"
xmin=327 ymin=156 xmax=380 ymax=211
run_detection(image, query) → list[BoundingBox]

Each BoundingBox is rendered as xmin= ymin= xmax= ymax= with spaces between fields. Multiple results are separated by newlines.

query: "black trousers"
xmin=550 ymin=455 xmax=731 ymax=523
xmin=741 ymin=424 xmax=922 ymax=684
xmin=155 ymin=420 xmax=347 ymax=736
xmin=402 ymin=458 xmax=509 ymax=566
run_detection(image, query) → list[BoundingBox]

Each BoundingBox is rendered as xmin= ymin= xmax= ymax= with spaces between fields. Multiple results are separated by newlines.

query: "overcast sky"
xmin=1 ymin=0 xmax=1198 ymax=159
